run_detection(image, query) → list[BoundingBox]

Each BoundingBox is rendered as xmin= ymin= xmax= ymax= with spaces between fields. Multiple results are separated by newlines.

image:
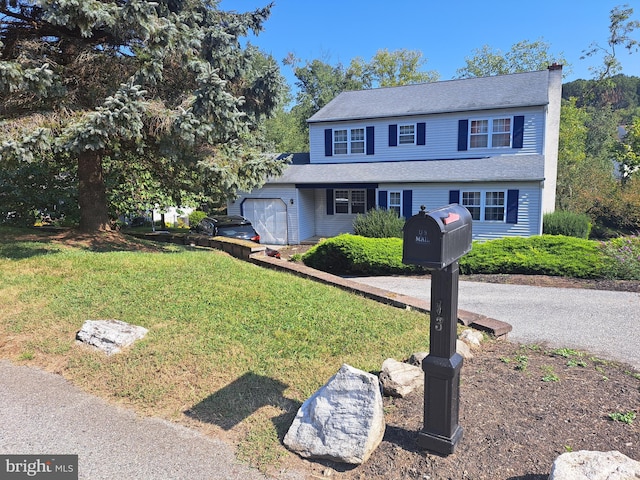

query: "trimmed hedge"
xmin=459 ymin=235 xmax=605 ymax=278
xmin=302 ymin=234 xmax=607 ymax=279
xmin=302 ymin=234 xmax=423 ymax=275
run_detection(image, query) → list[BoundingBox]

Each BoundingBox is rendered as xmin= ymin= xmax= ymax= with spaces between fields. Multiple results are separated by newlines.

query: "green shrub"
xmin=459 ymin=235 xmax=605 ymax=278
xmin=543 ymin=211 xmax=592 ymax=239
xmin=302 ymin=233 xmax=627 ymax=279
xmin=599 ymin=235 xmax=640 ymax=280
xmin=188 ymin=210 xmax=207 ymax=228
xmin=302 ymin=234 xmax=422 ymax=275
xmin=352 ymin=208 xmax=404 ymax=238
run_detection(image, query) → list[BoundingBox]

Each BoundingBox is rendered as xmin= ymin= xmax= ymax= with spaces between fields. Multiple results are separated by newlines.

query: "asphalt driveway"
xmin=350 ymin=276 xmax=640 ymax=369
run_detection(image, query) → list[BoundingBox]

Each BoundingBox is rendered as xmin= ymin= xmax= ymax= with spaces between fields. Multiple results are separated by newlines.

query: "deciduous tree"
xmin=456 ymin=39 xmax=568 ymax=78
xmin=615 ymin=116 xmax=640 ymax=182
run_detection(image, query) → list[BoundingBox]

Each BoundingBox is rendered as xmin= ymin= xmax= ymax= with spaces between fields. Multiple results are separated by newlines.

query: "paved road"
xmin=0 ymin=361 xmax=302 ymax=480
xmin=350 ymin=276 xmax=640 ymax=369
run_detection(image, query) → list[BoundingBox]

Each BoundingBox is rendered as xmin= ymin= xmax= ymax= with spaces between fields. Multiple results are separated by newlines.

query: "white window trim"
xmin=334 ymin=189 xmax=366 ymax=214
xmin=388 ymin=191 xmax=402 ymax=215
xmin=461 ymin=189 xmax=507 ymax=222
xmin=333 ymin=128 xmax=366 ymax=155
xmin=398 ymin=124 xmax=416 ymax=145
xmin=468 ymin=117 xmax=512 ymax=149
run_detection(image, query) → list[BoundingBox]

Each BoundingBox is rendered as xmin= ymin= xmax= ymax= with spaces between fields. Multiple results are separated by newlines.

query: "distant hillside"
xmin=563 ymin=75 xmax=640 ymax=121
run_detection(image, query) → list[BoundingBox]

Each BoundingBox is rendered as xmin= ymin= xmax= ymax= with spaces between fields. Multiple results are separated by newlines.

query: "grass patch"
xmin=0 ymin=227 xmax=430 ymax=469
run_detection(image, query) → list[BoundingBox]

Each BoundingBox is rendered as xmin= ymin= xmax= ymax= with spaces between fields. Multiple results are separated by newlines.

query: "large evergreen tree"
xmin=0 ymin=0 xmax=287 ymax=231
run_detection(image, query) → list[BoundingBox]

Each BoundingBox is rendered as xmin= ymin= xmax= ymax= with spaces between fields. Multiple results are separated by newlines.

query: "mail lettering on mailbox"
xmin=415 ymin=229 xmax=431 ymax=245
xmin=402 ymin=204 xmax=472 ymax=270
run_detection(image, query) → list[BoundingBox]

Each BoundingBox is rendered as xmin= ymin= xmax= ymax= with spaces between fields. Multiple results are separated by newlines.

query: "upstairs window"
xmin=333 ymin=128 xmax=365 ymax=155
xmin=491 ymin=118 xmax=511 ymax=147
xmin=334 ymin=129 xmax=348 ymax=154
xmin=470 ymin=120 xmax=488 ymax=148
xmin=469 ymin=117 xmax=512 ymax=149
xmin=351 ymin=128 xmax=365 ymax=154
xmin=398 ymin=125 xmax=415 ymax=145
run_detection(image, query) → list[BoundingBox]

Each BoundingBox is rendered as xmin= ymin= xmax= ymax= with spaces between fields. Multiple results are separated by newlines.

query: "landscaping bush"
xmin=352 ymin=208 xmax=404 ymax=238
xmin=302 ymin=234 xmax=422 ymax=275
xmin=599 ymin=235 xmax=640 ymax=280
xmin=543 ymin=210 xmax=592 ymax=238
xmin=188 ymin=210 xmax=207 ymax=228
xmin=459 ymin=235 xmax=605 ymax=278
xmin=303 ymin=234 xmax=610 ymax=278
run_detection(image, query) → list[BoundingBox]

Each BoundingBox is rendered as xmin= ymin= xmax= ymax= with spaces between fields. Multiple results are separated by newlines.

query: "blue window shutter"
xmin=402 ymin=190 xmax=413 ymax=218
xmin=388 ymin=125 xmax=397 ymax=147
xmin=366 ymin=126 xmax=375 ymax=155
xmin=417 ymin=123 xmax=426 ymax=145
xmin=378 ymin=190 xmax=388 ymax=209
xmin=449 ymin=190 xmax=460 ymax=204
xmin=457 ymin=120 xmax=468 ymax=151
xmin=506 ymin=189 xmax=519 ymax=223
xmin=326 ymin=189 xmax=334 ymax=215
xmin=366 ymin=188 xmax=376 ymax=210
xmin=512 ymin=116 xmax=524 ymax=149
xmin=324 ymin=129 xmax=333 ymax=156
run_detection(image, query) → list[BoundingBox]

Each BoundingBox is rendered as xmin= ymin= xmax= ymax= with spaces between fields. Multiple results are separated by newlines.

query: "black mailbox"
xmin=403 ymin=204 xmax=472 ymax=270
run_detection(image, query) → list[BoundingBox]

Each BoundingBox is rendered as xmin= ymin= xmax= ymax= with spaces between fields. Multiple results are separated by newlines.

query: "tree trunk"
xmin=78 ymin=150 xmax=111 ymax=232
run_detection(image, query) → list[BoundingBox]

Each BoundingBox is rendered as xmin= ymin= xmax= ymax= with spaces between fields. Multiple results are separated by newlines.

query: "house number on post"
xmin=402 ymin=204 xmax=472 ymax=455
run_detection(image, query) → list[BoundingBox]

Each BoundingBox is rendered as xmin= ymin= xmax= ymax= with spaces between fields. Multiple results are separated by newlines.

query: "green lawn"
xmin=0 ymin=227 xmax=429 ymax=468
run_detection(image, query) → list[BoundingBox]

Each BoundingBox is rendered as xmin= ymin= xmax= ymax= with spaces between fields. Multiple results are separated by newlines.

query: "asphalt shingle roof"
xmin=270 ymin=155 xmax=545 ymax=185
xmin=307 ymin=70 xmax=552 ymax=123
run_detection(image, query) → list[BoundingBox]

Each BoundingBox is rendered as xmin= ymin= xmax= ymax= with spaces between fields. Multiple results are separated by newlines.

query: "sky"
xmin=219 ymin=0 xmax=640 ymax=92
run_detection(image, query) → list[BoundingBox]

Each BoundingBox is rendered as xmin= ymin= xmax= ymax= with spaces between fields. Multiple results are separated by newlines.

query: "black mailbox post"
xmin=402 ymin=204 xmax=472 ymax=455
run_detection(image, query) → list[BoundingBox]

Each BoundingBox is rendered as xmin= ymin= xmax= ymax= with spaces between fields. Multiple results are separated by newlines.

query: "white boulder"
xmin=76 ymin=319 xmax=148 ymax=355
xmin=379 ymin=358 xmax=423 ymax=398
xmin=283 ymin=364 xmax=385 ymax=465
xmin=549 ymin=450 xmax=640 ymax=480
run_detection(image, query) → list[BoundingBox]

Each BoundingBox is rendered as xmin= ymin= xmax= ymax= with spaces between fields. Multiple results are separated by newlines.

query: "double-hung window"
xmin=335 ymin=189 xmax=366 ymax=214
xmin=469 ymin=117 xmax=512 ymax=149
xmin=334 ymin=128 xmax=365 ymax=155
xmin=388 ymin=192 xmax=402 ymax=215
xmin=461 ymin=190 xmax=506 ymax=221
xmin=398 ymin=124 xmax=415 ymax=145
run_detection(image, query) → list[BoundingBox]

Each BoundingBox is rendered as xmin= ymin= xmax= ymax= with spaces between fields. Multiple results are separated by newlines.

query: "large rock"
xmin=283 ymin=364 xmax=385 ymax=465
xmin=549 ymin=450 xmax=640 ymax=480
xmin=459 ymin=328 xmax=483 ymax=348
xmin=456 ymin=339 xmax=474 ymax=360
xmin=379 ymin=358 xmax=423 ymax=397
xmin=76 ymin=319 xmax=148 ymax=355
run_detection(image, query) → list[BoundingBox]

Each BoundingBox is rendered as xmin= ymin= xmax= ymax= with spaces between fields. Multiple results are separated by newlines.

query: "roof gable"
xmin=308 ymin=70 xmax=552 ymax=123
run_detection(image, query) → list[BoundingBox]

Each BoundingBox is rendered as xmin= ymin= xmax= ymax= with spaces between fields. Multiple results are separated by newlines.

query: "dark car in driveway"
xmin=191 ymin=215 xmax=260 ymax=243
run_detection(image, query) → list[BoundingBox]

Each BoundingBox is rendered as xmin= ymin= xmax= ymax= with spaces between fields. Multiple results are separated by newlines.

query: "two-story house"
xmin=228 ymin=65 xmax=563 ymax=245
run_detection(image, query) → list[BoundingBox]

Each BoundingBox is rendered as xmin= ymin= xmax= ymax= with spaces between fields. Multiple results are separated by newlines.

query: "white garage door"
xmin=244 ymin=199 xmax=288 ymax=245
